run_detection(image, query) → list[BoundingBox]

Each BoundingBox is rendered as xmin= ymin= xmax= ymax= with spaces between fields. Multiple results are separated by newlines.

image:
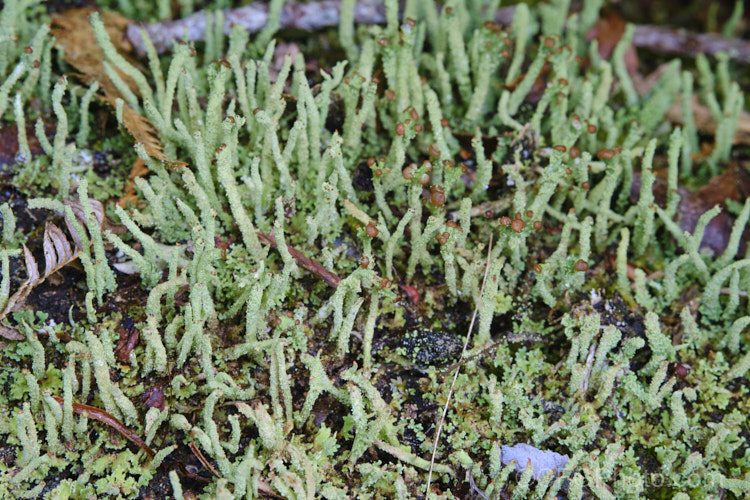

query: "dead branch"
xmin=497 ymin=8 xmax=750 ymax=64
xmin=631 ymin=25 xmax=750 ymax=64
xmin=127 ymin=0 xmax=386 ymax=54
xmin=128 ymin=1 xmax=750 ymax=66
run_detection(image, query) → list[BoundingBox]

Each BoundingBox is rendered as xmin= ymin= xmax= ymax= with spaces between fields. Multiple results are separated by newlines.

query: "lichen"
xmin=0 ymin=0 xmax=749 ymax=498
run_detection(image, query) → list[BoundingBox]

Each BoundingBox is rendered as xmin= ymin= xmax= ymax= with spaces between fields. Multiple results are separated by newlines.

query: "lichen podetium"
xmin=0 ymin=0 xmax=749 ymax=498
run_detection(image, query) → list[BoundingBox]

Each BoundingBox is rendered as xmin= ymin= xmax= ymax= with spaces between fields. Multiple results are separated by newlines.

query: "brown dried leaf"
xmin=632 ymin=62 xmax=750 ymax=147
xmin=118 ymin=158 xmax=149 ymax=208
xmin=64 ymin=198 xmax=127 ymax=235
xmin=51 ymin=8 xmax=136 ymax=96
xmin=586 ymin=11 xmax=639 ymax=77
xmin=666 ymin=94 xmax=750 ymax=147
xmin=0 ymin=197 xmax=130 ymax=339
xmin=43 ymin=222 xmax=75 ymax=277
xmin=0 ymin=246 xmax=39 ymax=332
xmin=99 ymin=94 xmax=187 ymax=171
xmin=23 ymin=243 xmax=41 ymax=286
xmin=115 ymin=319 xmax=139 ymax=364
xmin=142 ymin=386 xmax=164 ymax=411
xmin=0 ymin=323 xmax=24 ymax=341
xmin=632 ymin=163 xmax=750 ymax=254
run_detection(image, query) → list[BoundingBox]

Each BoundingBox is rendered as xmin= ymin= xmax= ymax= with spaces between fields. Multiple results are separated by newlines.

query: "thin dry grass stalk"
xmin=426 ymin=234 xmax=494 ymax=495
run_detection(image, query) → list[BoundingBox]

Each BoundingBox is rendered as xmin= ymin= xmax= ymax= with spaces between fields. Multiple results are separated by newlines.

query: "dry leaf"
xmin=64 ymin=198 xmax=127 ymax=236
xmin=586 ymin=11 xmax=639 ymax=77
xmin=666 ymin=94 xmax=750 ymax=147
xmin=51 ymin=8 xmax=137 ymax=97
xmin=42 ymin=222 xmax=77 ymax=277
xmin=99 ymin=94 xmax=187 ymax=171
xmin=0 ymin=323 xmax=24 ymax=341
xmin=117 ymin=158 xmax=149 ymax=208
xmin=632 ymin=163 xmax=750 ymax=254
xmin=634 ymin=63 xmax=750 ymax=147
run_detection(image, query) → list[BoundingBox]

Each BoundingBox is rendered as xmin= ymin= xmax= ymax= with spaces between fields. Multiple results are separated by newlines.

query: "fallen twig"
xmin=631 ymin=25 xmax=750 ymax=65
xmin=257 ymin=231 xmax=342 ymax=288
xmin=127 ymin=0 xmax=386 ymax=54
xmin=127 ymin=1 xmax=750 ymax=66
xmin=188 ymin=441 xmax=220 ymax=478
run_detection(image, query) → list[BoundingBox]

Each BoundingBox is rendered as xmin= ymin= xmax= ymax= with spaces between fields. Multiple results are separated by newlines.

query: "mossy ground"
xmin=0 ymin=0 xmax=749 ymax=498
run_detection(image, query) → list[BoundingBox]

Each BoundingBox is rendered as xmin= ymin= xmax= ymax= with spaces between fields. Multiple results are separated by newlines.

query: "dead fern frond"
xmin=0 ymin=222 xmax=81 ymax=340
xmin=100 ymin=94 xmax=187 ymax=171
xmin=0 ymin=197 xmax=124 ymax=340
xmin=64 ymin=198 xmax=127 ymax=237
xmin=50 ymin=8 xmax=137 ymax=99
xmin=41 ymin=222 xmax=78 ymax=277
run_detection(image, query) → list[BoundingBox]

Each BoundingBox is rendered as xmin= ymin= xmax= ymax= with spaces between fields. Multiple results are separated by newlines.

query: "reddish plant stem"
xmin=51 ymin=396 xmax=213 ymax=483
xmin=257 ymin=231 xmax=342 ymax=288
xmin=52 ymin=395 xmax=155 ymax=458
xmin=188 ymin=441 xmax=220 ymax=478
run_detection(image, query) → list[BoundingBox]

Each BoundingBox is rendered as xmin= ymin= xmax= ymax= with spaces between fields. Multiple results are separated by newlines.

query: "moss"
xmin=1 ymin=0 xmax=750 ymax=497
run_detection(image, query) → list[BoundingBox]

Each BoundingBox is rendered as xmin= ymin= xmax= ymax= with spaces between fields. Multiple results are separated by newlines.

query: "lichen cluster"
xmin=0 ymin=0 xmax=749 ymax=498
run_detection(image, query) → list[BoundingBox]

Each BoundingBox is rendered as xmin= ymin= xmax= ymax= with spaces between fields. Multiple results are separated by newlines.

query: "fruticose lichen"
xmin=0 ymin=0 xmax=749 ymax=498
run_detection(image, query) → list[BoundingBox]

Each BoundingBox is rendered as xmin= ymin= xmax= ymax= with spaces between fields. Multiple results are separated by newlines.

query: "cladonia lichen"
xmin=0 ymin=0 xmax=749 ymax=498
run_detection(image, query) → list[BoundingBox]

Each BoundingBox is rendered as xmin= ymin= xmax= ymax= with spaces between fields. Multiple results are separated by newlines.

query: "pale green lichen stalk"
xmin=0 ymin=0 xmax=749 ymax=498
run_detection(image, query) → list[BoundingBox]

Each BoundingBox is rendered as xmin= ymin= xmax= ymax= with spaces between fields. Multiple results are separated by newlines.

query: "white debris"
xmin=501 ymin=443 xmax=570 ymax=481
